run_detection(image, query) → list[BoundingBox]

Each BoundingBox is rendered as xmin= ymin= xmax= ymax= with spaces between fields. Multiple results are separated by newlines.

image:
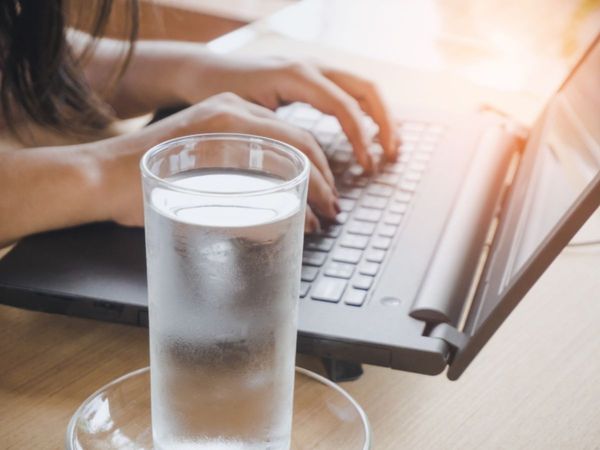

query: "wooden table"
xmin=2 ymin=1 xmax=600 ymax=449
xmin=2 ymin=246 xmax=599 ymax=449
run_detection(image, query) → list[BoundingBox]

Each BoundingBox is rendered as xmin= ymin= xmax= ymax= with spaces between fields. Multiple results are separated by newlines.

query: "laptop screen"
xmin=448 ymin=36 xmax=600 ymax=380
xmin=499 ymin=39 xmax=600 ymax=292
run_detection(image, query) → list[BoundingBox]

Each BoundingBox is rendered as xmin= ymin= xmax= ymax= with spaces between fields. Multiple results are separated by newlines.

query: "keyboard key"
xmin=347 ymin=163 xmax=365 ymax=178
xmin=404 ymin=171 xmax=421 ymax=182
xmin=303 ymin=251 xmax=327 ymax=267
xmin=375 ymin=173 xmax=400 ymax=186
xmin=399 ymin=121 xmax=426 ymax=132
xmin=399 ymin=131 xmax=421 ymax=142
xmin=352 ymin=274 xmax=374 ymax=290
xmin=366 ymin=249 xmax=386 ymax=263
xmin=377 ymin=224 xmax=398 ymax=237
xmin=320 ymin=224 xmax=342 ymax=238
xmin=324 ymin=261 xmax=355 ymax=279
xmin=421 ymin=134 xmax=439 ymax=145
xmin=389 ymin=202 xmax=408 ymax=214
xmin=395 ymin=191 xmax=412 ymax=203
xmin=428 ymin=124 xmax=445 ymax=135
xmin=311 ymin=277 xmax=347 ymax=303
xmin=354 ymin=207 xmax=383 ymax=222
xmin=369 ymin=142 xmax=384 ymax=155
xmin=347 ymin=221 xmax=376 ymax=236
xmin=413 ymin=152 xmax=431 ymax=163
xmin=314 ymin=131 xmax=338 ymax=149
xmin=421 ymin=146 xmax=437 ymax=157
xmin=315 ymin=115 xmax=342 ymax=134
xmin=359 ymin=262 xmax=379 ymax=276
xmin=409 ymin=161 xmax=427 ymax=173
xmin=332 ymin=248 xmax=363 ymax=264
xmin=384 ymin=163 xmax=406 ymax=175
xmin=339 ymin=186 xmax=362 ymax=200
xmin=301 ymin=266 xmax=320 ymax=282
xmin=300 ymin=282 xmax=311 ymax=298
xmin=399 ymin=144 xmax=416 ymax=155
xmin=367 ymin=183 xmax=394 ymax=197
xmin=335 ymin=212 xmax=349 ymax=224
xmin=305 ymin=236 xmax=335 ymax=252
xmin=292 ymin=104 xmax=322 ymax=122
xmin=360 ymin=195 xmax=388 ymax=210
xmin=276 ymin=104 xmax=294 ymax=119
xmin=349 ymin=176 xmax=369 ymax=188
xmin=371 ymin=236 xmax=392 ymax=250
xmin=399 ymin=180 xmax=419 ymax=192
xmin=338 ymin=141 xmax=354 ymax=155
xmin=338 ymin=198 xmax=356 ymax=212
xmin=294 ymin=117 xmax=318 ymax=130
xmin=332 ymin=150 xmax=352 ymax=164
xmin=384 ymin=213 xmax=403 ymax=225
xmin=340 ymin=234 xmax=370 ymax=250
xmin=344 ymin=289 xmax=366 ymax=307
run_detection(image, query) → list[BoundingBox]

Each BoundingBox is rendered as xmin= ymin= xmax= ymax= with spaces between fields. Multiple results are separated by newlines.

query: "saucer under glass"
xmin=66 ymin=366 xmax=371 ymax=449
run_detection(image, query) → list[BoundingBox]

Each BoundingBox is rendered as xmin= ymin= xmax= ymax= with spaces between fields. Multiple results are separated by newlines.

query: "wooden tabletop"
xmin=2 ymin=246 xmax=600 ymax=449
xmin=2 ymin=1 xmax=600 ymax=449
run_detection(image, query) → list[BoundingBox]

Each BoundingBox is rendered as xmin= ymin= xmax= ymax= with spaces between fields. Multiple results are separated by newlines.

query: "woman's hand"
xmin=178 ymin=57 xmax=398 ymax=171
xmin=81 ymin=39 xmax=397 ymax=170
xmin=102 ymin=92 xmax=341 ymax=233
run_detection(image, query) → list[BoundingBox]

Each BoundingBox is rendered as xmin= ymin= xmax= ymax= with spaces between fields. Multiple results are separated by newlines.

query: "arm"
xmin=0 ymin=92 xmax=342 ymax=245
xmin=77 ymin=35 xmax=214 ymax=118
xmin=0 ymin=143 xmax=110 ymax=247
xmin=0 ymin=103 xmax=193 ymax=246
xmin=73 ymin=32 xmax=244 ymax=119
xmin=75 ymin=33 xmax=399 ymax=168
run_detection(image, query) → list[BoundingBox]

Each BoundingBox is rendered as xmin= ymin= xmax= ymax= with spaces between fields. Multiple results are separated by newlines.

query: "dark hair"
xmin=0 ymin=0 xmax=139 ymax=138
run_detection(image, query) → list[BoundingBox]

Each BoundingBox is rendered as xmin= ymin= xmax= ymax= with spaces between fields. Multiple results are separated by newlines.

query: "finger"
xmin=307 ymin=164 xmax=339 ymax=219
xmin=304 ymin=205 xmax=321 ymax=234
xmin=245 ymin=114 xmax=336 ymax=190
xmin=277 ymin=66 xmax=374 ymax=172
xmin=216 ymin=91 xmax=279 ymax=120
xmin=359 ymin=89 xmax=398 ymax=162
xmin=282 ymin=122 xmax=336 ymax=189
xmin=231 ymin=115 xmax=339 ymax=218
xmin=234 ymin=100 xmax=337 ymax=188
xmin=239 ymin=100 xmax=279 ymax=120
xmin=323 ymin=70 xmax=398 ymax=162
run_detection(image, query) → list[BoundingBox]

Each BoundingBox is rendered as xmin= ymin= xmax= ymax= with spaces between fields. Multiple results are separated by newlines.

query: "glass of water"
xmin=140 ymin=133 xmax=309 ymax=450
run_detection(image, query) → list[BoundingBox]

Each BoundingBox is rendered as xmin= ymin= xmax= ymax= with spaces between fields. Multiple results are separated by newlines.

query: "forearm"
xmin=79 ymin=35 xmax=239 ymax=118
xmin=0 ymin=145 xmax=108 ymax=246
xmin=0 ymin=98 xmax=236 ymax=245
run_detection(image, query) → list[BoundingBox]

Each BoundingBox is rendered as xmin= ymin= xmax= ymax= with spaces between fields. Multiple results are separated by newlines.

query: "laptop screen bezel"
xmin=447 ymin=34 xmax=600 ymax=380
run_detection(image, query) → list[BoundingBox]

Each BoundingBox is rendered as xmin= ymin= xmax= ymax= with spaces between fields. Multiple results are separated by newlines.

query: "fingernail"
xmin=333 ymin=185 xmax=340 ymax=197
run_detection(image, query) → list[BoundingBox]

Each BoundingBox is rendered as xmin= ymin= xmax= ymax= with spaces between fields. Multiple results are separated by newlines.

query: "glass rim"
xmin=140 ymin=133 xmax=310 ymax=197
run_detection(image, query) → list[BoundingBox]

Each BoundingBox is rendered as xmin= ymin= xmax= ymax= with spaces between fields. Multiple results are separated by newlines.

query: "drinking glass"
xmin=140 ymin=133 xmax=309 ymax=449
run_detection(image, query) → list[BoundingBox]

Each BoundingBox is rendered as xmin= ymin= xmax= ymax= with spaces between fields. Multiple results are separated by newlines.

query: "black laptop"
xmin=1 ymin=35 xmax=599 ymax=381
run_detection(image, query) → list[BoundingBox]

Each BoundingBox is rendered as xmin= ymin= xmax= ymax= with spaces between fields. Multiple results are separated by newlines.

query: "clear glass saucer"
xmin=66 ymin=367 xmax=371 ymax=450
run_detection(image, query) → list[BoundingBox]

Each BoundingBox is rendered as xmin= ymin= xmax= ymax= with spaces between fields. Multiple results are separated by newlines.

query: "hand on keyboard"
xmin=209 ymin=58 xmax=399 ymax=172
xmin=285 ymin=103 xmax=446 ymax=307
xmin=191 ymin=58 xmax=400 ymax=232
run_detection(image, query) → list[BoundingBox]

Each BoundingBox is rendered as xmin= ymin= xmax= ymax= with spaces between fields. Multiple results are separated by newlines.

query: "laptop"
xmin=1 ymin=35 xmax=599 ymax=381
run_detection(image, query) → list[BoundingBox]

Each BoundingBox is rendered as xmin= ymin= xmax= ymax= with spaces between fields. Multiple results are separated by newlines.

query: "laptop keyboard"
xmin=277 ymin=103 xmax=446 ymax=307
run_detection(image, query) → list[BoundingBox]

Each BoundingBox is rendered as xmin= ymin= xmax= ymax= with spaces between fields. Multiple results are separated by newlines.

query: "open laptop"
xmin=1 ymin=35 xmax=599 ymax=381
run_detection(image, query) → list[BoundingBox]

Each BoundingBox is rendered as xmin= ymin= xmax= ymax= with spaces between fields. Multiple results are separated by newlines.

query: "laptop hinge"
xmin=429 ymin=323 xmax=469 ymax=358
